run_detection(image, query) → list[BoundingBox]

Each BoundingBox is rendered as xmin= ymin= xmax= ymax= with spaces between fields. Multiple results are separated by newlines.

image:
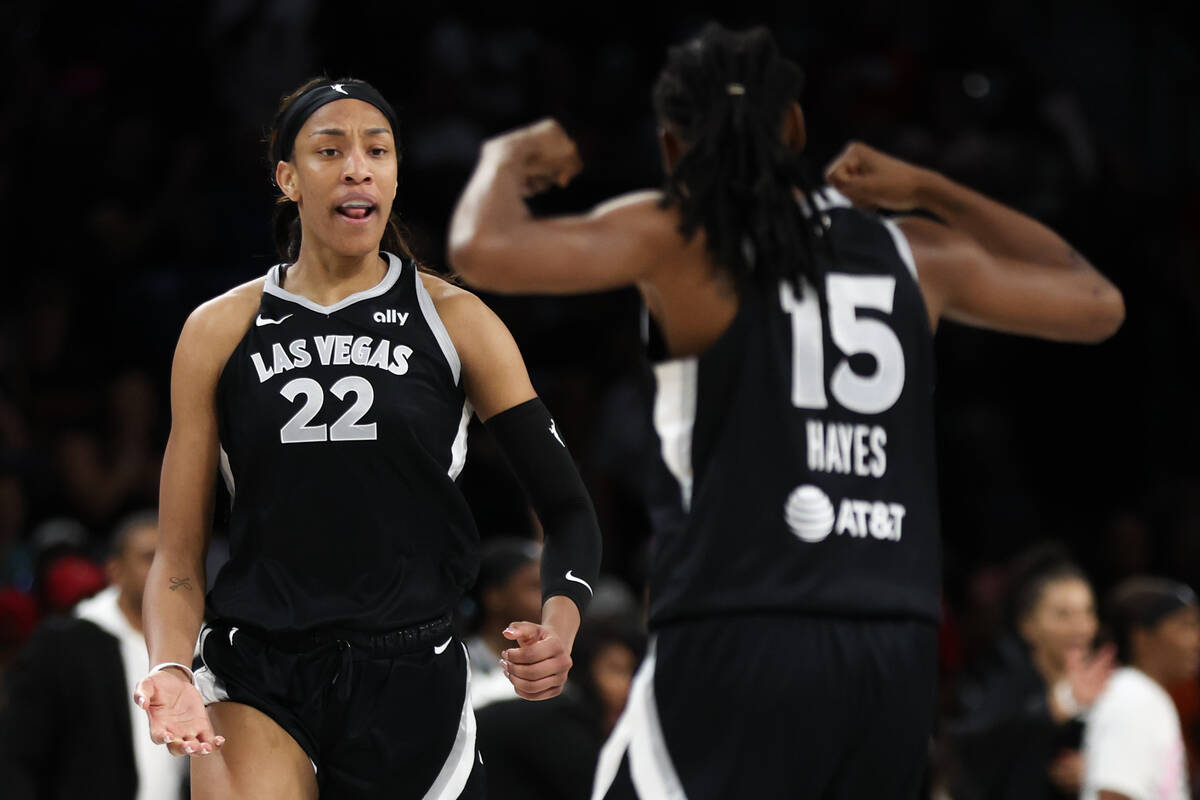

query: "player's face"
xmin=277 ymin=99 xmax=398 ymax=260
xmin=1021 ymin=577 xmax=1098 ymax=673
xmin=1148 ymin=605 xmax=1200 ymax=682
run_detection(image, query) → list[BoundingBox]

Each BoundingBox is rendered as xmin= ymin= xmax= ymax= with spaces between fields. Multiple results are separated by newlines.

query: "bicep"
xmin=454 ymin=195 xmax=663 ymax=295
xmin=157 ymin=314 xmax=224 ymax=562
xmin=447 ymin=296 xmax=537 ymax=421
xmin=901 ymin=216 xmax=1123 ymax=342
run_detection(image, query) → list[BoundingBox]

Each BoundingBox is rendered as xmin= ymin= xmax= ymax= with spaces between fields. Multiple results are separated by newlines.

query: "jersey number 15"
xmin=781 ymin=274 xmax=905 ymax=415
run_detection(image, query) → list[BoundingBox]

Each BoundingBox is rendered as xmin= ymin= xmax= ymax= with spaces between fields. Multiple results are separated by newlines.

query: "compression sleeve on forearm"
xmin=484 ymin=397 xmax=602 ymax=615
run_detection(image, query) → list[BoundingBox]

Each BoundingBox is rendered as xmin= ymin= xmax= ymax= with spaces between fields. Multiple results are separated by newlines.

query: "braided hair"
xmin=653 ymin=24 xmax=830 ymax=295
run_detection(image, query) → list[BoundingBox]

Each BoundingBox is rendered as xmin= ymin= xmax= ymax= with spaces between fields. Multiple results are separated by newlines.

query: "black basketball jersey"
xmin=210 ymin=253 xmax=478 ymax=633
xmin=645 ymin=189 xmax=941 ymax=627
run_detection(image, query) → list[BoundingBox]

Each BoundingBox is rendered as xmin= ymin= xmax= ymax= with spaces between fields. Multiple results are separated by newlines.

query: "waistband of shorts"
xmin=209 ymin=614 xmax=454 ymax=656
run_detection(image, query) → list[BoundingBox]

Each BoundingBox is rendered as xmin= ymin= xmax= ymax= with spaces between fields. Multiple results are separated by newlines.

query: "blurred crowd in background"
xmin=1 ymin=1 xmax=1198 ymax=797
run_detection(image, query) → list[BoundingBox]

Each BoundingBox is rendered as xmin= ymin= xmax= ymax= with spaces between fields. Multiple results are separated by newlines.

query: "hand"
xmin=500 ymin=620 xmax=574 ymax=700
xmin=824 ymin=141 xmax=932 ymax=212
xmin=133 ymin=668 xmax=224 ymax=756
xmin=484 ymin=118 xmax=583 ymax=198
xmin=1065 ymin=643 xmax=1116 ymax=708
xmin=1047 ymin=748 xmax=1085 ymax=794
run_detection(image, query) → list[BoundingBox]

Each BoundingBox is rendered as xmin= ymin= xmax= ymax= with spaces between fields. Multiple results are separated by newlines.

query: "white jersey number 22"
xmin=279 ymin=375 xmax=378 ymax=443
xmin=780 ymin=274 xmax=905 ymax=415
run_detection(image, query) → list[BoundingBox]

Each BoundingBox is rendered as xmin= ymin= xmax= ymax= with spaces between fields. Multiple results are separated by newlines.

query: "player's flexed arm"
xmin=428 ymin=273 xmax=602 ymax=700
xmin=135 ymin=283 xmax=260 ymax=755
xmin=824 ymin=142 xmax=1125 ymax=342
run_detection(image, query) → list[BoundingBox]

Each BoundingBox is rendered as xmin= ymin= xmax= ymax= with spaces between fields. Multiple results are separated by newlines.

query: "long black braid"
xmin=653 ymin=24 xmax=831 ymax=296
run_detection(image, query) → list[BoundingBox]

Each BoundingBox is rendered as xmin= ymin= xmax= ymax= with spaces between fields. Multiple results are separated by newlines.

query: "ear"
xmin=782 ymin=101 xmax=807 ymax=153
xmin=658 ymin=126 xmax=685 ymax=175
xmin=275 ymin=160 xmax=300 ymax=203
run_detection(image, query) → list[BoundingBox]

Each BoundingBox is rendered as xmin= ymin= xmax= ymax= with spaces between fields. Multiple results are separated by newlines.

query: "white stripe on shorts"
xmin=591 ymin=637 xmax=686 ymax=799
xmin=421 ymin=642 xmax=478 ymax=799
xmin=192 ymin=626 xmax=230 ymax=705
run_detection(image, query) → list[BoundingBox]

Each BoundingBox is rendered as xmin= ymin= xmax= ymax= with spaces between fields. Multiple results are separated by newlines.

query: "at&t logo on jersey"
xmin=784 ymin=484 xmax=906 ymax=543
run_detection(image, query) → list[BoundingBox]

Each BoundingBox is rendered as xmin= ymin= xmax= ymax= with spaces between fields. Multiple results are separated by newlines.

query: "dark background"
xmin=1 ymin=0 xmax=1198 ymax=662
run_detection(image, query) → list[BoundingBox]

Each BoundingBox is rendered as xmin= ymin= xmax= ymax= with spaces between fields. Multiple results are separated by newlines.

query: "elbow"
xmin=1083 ymin=283 xmax=1126 ymax=343
xmin=446 ymin=231 xmax=513 ymax=293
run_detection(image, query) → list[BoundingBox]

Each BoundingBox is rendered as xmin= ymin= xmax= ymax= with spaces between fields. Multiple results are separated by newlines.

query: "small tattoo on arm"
xmin=168 ymin=577 xmax=193 ymax=592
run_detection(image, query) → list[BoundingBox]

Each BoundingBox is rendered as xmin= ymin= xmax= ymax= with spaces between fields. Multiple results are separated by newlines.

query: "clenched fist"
xmin=824 ymin=141 xmax=933 ymax=212
xmin=483 ymin=118 xmax=583 ymax=198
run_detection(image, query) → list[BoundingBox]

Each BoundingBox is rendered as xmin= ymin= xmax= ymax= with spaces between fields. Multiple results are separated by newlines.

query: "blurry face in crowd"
xmin=591 ymin=642 xmax=637 ymax=722
xmin=1136 ymin=605 xmax=1200 ymax=683
xmin=275 ymin=99 xmax=398 ymax=260
xmin=108 ymin=523 xmax=158 ymax=612
xmin=1020 ymin=577 xmax=1098 ymax=672
xmin=486 ymin=561 xmax=544 ymax=625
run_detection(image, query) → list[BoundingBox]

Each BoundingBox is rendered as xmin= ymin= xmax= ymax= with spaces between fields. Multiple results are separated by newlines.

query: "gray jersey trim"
xmin=421 ymin=642 xmax=478 ymax=800
xmin=652 ymin=358 xmax=699 ymax=512
xmin=414 ymin=267 xmax=463 ymax=386
xmin=218 ymin=445 xmax=235 ymax=500
xmin=262 ymin=252 xmax=403 ymax=314
xmin=591 ymin=638 xmax=686 ymax=799
xmin=881 ymin=218 xmax=919 ymax=281
xmin=448 ymin=399 xmax=472 ymax=480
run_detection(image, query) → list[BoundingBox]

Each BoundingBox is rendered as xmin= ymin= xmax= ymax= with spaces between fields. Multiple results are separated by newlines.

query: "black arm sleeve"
xmin=484 ymin=397 xmax=602 ymax=616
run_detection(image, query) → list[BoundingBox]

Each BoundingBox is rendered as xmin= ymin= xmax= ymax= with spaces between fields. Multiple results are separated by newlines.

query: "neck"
xmin=1032 ymin=647 xmax=1065 ymax=684
xmin=117 ymin=591 xmax=143 ymax=634
xmin=287 ymin=242 xmax=387 ymax=306
xmin=1134 ymin=657 xmax=1172 ymax=689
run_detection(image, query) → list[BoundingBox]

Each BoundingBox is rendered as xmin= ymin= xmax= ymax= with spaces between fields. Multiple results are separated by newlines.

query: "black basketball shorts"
xmin=193 ymin=618 xmax=485 ymax=799
xmin=592 ymin=614 xmax=938 ymax=799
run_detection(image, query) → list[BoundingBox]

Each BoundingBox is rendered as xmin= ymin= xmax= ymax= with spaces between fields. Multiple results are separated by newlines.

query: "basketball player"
xmin=131 ymin=78 xmax=602 ymax=799
xmin=448 ymin=24 xmax=1124 ymax=799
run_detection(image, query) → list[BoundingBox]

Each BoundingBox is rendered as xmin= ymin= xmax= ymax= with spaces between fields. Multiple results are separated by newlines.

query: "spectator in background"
xmin=464 ymin=536 xmax=544 ymax=709
xmin=0 ymin=510 xmax=185 ymax=800
xmin=56 ymin=370 xmax=162 ymax=530
xmin=477 ymin=619 xmax=644 ymax=800
xmin=1082 ymin=578 xmax=1199 ymax=800
xmin=29 ymin=517 xmax=106 ymax=615
xmin=945 ymin=545 xmax=1114 ymax=799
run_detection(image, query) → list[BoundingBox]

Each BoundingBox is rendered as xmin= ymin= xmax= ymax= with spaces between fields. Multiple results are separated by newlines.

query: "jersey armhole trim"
xmin=414 ymin=267 xmax=463 ymax=385
xmin=880 ymin=218 xmax=919 ymax=281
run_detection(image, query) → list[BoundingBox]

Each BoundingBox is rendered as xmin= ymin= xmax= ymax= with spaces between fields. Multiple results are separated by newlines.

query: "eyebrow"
xmin=309 ymin=127 xmax=393 ymax=137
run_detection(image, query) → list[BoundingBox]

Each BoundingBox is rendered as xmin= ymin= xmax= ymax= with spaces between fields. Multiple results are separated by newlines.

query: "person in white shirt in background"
xmin=0 ymin=510 xmax=186 ymax=799
xmin=77 ymin=512 xmax=187 ymax=799
xmin=1082 ymin=578 xmax=1200 ymax=800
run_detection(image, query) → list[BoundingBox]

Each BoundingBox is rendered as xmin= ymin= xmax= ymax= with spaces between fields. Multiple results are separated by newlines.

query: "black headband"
xmin=272 ymin=80 xmax=399 ymax=166
xmin=1136 ymin=583 xmax=1198 ymax=628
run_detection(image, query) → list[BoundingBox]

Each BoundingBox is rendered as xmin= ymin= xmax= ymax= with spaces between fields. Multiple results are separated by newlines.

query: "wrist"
xmin=148 ymin=661 xmax=195 ymax=685
xmin=541 ymin=595 xmax=581 ymax=652
xmin=1051 ymin=678 xmax=1083 ymax=720
xmin=913 ymin=168 xmax=951 ymax=211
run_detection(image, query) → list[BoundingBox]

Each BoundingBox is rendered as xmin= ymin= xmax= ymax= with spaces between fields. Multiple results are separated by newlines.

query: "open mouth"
xmin=336 ymin=201 xmax=376 ymax=220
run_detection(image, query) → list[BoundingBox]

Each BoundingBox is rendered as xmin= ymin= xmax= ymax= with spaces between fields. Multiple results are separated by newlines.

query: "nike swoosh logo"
xmin=228 ymin=627 xmax=239 ymax=646
xmin=565 ymin=570 xmax=593 ymax=596
xmin=433 ymin=636 xmax=453 ymax=655
xmin=255 ymin=313 xmax=293 ymax=326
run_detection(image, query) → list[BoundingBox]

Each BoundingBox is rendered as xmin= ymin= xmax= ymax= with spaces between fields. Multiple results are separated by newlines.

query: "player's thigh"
xmin=190 ymin=701 xmax=317 ymax=800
